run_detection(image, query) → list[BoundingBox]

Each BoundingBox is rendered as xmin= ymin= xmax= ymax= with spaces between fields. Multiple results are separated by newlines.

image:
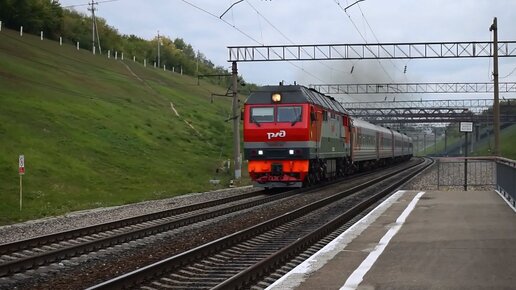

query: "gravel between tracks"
xmin=403 ymin=160 xmax=495 ymax=192
xmin=2 ymin=159 xmax=497 ymax=289
xmin=1 ymin=159 xmax=496 ymax=245
xmin=13 ymin=166 xmax=404 ymax=290
xmin=2 ymin=159 xmax=460 ymax=246
xmin=0 ymin=186 xmax=259 ymax=245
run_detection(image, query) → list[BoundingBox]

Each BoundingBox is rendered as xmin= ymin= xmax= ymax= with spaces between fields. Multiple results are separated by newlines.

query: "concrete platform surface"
xmin=267 ymin=190 xmax=516 ymax=290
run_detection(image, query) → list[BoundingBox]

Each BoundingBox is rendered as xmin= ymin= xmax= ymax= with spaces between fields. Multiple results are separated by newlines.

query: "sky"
xmin=58 ymin=0 xmax=516 ymax=102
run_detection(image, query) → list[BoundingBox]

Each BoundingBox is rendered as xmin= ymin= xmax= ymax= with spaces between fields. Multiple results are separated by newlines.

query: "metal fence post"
xmin=512 ymin=163 xmax=516 ymax=206
xmin=437 ymin=159 xmax=440 ymax=190
xmin=464 ymin=133 xmax=468 ymax=191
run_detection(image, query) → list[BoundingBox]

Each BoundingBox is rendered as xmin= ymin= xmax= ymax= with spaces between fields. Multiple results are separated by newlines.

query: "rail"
xmin=88 ymin=158 xmax=431 ymax=289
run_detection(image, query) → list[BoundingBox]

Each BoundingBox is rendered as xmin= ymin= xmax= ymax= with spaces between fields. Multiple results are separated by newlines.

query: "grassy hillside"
xmin=472 ymin=124 xmax=516 ymax=158
xmin=416 ymin=125 xmax=516 ymax=159
xmin=415 ymin=134 xmax=461 ymax=156
xmin=0 ymin=29 xmax=245 ymax=225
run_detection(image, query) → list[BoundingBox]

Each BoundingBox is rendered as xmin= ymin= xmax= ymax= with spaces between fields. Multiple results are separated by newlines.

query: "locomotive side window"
xmin=277 ymin=106 xmax=302 ymax=122
xmin=322 ymin=110 xmax=328 ymax=121
xmin=251 ymin=107 xmax=274 ymax=122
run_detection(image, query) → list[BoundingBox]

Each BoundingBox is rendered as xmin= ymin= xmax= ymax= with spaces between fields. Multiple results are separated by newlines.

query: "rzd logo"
xmin=267 ymin=130 xmax=286 ymax=140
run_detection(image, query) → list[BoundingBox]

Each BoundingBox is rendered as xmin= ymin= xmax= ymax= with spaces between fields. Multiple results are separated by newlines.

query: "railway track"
xmin=89 ymin=157 xmax=432 ymax=289
xmin=0 ymin=159 xmax=416 ymax=280
xmin=0 ymin=189 xmax=286 ymax=277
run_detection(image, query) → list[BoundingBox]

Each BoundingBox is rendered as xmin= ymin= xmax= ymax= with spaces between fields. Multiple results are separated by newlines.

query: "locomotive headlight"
xmin=289 ymin=149 xmax=294 ymax=155
xmin=271 ymin=93 xmax=282 ymax=103
xmin=258 ymin=150 xmax=264 ymax=155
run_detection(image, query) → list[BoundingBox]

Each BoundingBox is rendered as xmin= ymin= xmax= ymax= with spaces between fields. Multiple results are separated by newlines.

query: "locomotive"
xmin=243 ymin=84 xmax=412 ymax=188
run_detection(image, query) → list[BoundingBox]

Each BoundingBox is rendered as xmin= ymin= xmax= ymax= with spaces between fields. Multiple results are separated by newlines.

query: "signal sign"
xmin=19 ymin=155 xmax=25 ymax=175
xmin=459 ymin=122 xmax=473 ymax=133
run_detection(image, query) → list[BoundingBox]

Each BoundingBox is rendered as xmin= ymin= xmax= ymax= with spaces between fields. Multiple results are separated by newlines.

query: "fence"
xmin=436 ymin=157 xmax=496 ymax=190
xmin=436 ymin=157 xmax=516 ymax=205
xmin=0 ymin=25 xmax=186 ymax=74
xmin=495 ymin=157 xmax=516 ymax=207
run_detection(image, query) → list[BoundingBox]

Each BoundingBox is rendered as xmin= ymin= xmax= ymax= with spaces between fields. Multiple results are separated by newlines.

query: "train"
xmin=243 ymin=84 xmax=413 ymax=188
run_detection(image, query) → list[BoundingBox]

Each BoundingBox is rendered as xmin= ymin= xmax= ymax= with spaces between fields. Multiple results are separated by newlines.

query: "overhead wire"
xmin=180 ymin=0 xmax=263 ymax=45
xmin=177 ymin=1 xmax=357 ymax=100
xmin=333 ymin=0 xmax=395 ymax=83
xmin=354 ymin=3 xmax=411 ymax=97
xmin=255 ymin=8 xmax=264 ymax=44
xmin=244 ymin=0 xmax=357 ymax=100
xmin=180 ymin=1 xmax=330 ymax=88
xmin=244 ymin=0 xmax=294 ymax=44
xmin=229 ymin=0 xmax=237 ymax=27
xmin=62 ymin=0 xmax=119 ymax=9
xmin=499 ymin=67 xmax=516 ymax=80
xmin=243 ymin=0 xmax=343 ymax=82
xmin=246 ymin=0 xmax=349 ymax=75
xmin=356 ymin=3 xmax=404 ymax=74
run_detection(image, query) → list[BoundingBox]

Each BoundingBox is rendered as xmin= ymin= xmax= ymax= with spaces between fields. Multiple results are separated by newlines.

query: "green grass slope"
xmin=0 ymin=29 xmax=242 ymax=225
xmin=415 ymin=134 xmax=461 ymax=156
xmin=416 ymin=125 xmax=516 ymax=159
xmin=472 ymin=124 xmax=516 ymax=158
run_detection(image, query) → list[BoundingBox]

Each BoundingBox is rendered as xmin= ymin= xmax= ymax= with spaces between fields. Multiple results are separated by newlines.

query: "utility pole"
xmin=157 ymin=30 xmax=161 ymax=68
xmin=88 ymin=1 xmax=97 ymax=54
xmin=231 ymin=61 xmax=241 ymax=179
xmin=490 ymin=17 xmax=500 ymax=156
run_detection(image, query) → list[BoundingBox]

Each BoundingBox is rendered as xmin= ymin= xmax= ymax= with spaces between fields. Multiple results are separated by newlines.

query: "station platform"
xmin=267 ymin=190 xmax=516 ymax=290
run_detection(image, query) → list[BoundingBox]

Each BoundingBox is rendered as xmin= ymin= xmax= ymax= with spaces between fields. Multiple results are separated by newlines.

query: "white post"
xmin=115 ymin=51 xmax=118 ymax=60
xmin=40 ymin=31 xmax=43 ymax=40
xmin=93 ymin=46 xmax=96 ymax=55
xmin=163 ymin=64 xmax=166 ymax=71
xmin=19 ymin=174 xmax=23 ymax=211
xmin=180 ymin=66 xmax=183 ymax=75
xmin=144 ymin=59 xmax=146 ymax=67
xmin=0 ymin=21 xmax=2 ymax=31
xmin=18 ymin=154 xmax=25 ymax=211
xmin=20 ymin=26 xmax=23 ymax=36
xmin=133 ymin=56 xmax=136 ymax=62
xmin=76 ymin=42 xmax=79 ymax=50
xmin=172 ymin=67 xmax=175 ymax=73
xmin=108 ymin=50 xmax=110 ymax=58
xmin=121 ymin=53 xmax=124 ymax=60
xmin=59 ymin=37 xmax=62 ymax=46
xmin=154 ymin=62 xmax=156 ymax=68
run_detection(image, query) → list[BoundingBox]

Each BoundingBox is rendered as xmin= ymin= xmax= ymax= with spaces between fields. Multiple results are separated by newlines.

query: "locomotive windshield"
xmin=251 ymin=107 xmax=274 ymax=122
xmin=250 ymin=106 xmax=302 ymax=123
xmin=277 ymin=106 xmax=302 ymax=123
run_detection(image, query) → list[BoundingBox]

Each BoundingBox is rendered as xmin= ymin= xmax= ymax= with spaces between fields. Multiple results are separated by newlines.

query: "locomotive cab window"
xmin=322 ymin=110 xmax=328 ymax=121
xmin=250 ymin=107 xmax=274 ymax=123
xmin=277 ymin=106 xmax=302 ymax=123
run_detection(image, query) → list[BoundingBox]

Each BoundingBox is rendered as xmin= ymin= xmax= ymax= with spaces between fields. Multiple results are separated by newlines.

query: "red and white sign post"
xmin=19 ymin=155 xmax=25 ymax=210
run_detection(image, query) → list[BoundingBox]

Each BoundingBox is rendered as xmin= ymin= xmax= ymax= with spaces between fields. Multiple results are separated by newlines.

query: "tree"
xmin=0 ymin=0 xmax=63 ymax=39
